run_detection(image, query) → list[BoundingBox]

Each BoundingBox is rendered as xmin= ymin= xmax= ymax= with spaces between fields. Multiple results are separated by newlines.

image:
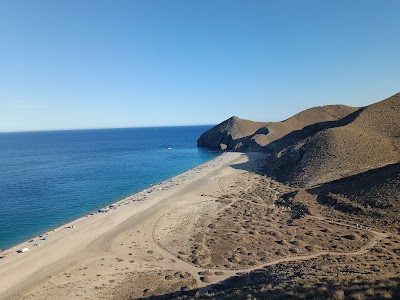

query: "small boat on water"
xmin=167 ymin=147 xmax=172 ymax=150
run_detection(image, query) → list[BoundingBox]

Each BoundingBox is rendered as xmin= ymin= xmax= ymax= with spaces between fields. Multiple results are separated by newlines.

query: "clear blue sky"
xmin=1 ymin=0 xmax=399 ymax=132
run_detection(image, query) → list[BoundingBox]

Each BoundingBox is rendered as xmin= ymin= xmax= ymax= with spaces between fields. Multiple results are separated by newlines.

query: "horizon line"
xmin=0 ymin=123 xmax=217 ymax=134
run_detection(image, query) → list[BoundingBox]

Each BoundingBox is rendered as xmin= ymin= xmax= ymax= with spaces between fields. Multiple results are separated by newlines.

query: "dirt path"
xmin=148 ymin=207 xmax=389 ymax=292
xmin=148 ymin=174 xmax=391 ymax=292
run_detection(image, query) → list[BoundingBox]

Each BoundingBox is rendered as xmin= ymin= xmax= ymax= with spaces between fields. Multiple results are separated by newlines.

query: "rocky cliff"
xmin=196 ymin=116 xmax=267 ymax=151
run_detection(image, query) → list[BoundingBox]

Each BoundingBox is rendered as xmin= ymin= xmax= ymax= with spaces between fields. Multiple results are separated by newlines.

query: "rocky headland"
xmin=198 ymin=93 xmax=399 ymax=187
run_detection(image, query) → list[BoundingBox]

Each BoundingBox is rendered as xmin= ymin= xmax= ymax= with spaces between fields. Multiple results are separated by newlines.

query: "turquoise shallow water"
xmin=0 ymin=126 xmax=217 ymax=250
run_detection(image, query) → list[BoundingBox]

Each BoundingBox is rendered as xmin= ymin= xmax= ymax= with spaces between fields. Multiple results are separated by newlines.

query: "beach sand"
xmin=1 ymin=150 xmax=396 ymax=299
xmin=0 ymin=152 xmax=248 ymax=299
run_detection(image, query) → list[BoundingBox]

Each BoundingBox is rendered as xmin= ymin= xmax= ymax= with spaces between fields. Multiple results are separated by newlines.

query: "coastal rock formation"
xmin=198 ymin=93 xmax=400 ymax=188
xmin=197 ymin=105 xmax=357 ymax=151
xmin=197 ymin=116 xmax=267 ymax=151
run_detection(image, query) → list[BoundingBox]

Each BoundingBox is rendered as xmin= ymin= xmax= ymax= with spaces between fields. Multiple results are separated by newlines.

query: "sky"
xmin=0 ymin=0 xmax=399 ymax=132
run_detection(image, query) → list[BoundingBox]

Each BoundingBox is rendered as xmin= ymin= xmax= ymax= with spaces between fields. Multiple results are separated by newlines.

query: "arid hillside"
xmin=251 ymin=104 xmax=359 ymax=151
xmin=266 ymin=93 xmax=400 ymax=187
xmin=198 ymin=93 xmax=400 ymax=236
xmin=197 ymin=105 xmax=357 ymax=151
xmin=198 ymin=93 xmax=399 ymax=188
xmin=140 ymin=95 xmax=400 ymax=299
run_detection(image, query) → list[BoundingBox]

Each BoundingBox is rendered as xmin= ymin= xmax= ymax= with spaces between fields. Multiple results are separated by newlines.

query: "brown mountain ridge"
xmin=197 ymin=104 xmax=358 ymax=151
xmin=198 ymin=92 xmax=400 ymax=233
xmin=198 ymin=93 xmax=400 ymax=187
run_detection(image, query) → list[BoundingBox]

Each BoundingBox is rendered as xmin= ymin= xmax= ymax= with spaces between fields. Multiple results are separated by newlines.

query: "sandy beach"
xmin=1 ymin=149 xmax=398 ymax=299
xmin=0 ymin=152 xmax=248 ymax=299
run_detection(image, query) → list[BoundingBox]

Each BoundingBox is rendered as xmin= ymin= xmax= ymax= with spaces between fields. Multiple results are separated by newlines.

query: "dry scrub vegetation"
xmin=150 ymin=167 xmax=399 ymax=299
xmin=19 ymin=270 xmax=196 ymax=300
xmin=156 ymin=172 xmax=373 ymax=270
xmin=147 ymin=226 xmax=400 ymax=300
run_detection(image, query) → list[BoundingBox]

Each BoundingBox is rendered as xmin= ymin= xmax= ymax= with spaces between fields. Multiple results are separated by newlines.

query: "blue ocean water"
xmin=0 ymin=126 xmax=217 ymax=250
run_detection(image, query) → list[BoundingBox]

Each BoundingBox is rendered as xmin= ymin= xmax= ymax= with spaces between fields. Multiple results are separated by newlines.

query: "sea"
xmin=0 ymin=126 xmax=218 ymax=250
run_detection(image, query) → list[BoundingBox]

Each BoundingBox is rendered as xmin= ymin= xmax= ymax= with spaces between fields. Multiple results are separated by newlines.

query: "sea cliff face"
xmin=196 ymin=116 xmax=267 ymax=151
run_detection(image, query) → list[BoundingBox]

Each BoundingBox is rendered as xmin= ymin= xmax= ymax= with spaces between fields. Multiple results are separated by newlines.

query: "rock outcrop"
xmin=197 ymin=116 xmax=267 ymax=151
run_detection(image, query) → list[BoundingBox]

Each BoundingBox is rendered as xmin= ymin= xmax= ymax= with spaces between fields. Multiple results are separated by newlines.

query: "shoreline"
xmin=1 ymin=150 xmax=392 ymax=300
xmin=0 ymin=152 xmax=221 ymax=252
xmin=0 ymin=151 xmax=244 ymax=299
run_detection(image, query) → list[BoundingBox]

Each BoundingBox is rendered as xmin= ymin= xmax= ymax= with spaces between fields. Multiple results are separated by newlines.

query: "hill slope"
xmin=186 ymin=94 xmax=400 ymax=300
xmin=198 ymin=93 xmax=399 ymax=188
xmin=197 ymin=105 xmax=357 ymax=151
xmin=267 ymin=93 xmax=400 ymax=186
xmin=251 ymin=104 xmax=359 ymax=151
